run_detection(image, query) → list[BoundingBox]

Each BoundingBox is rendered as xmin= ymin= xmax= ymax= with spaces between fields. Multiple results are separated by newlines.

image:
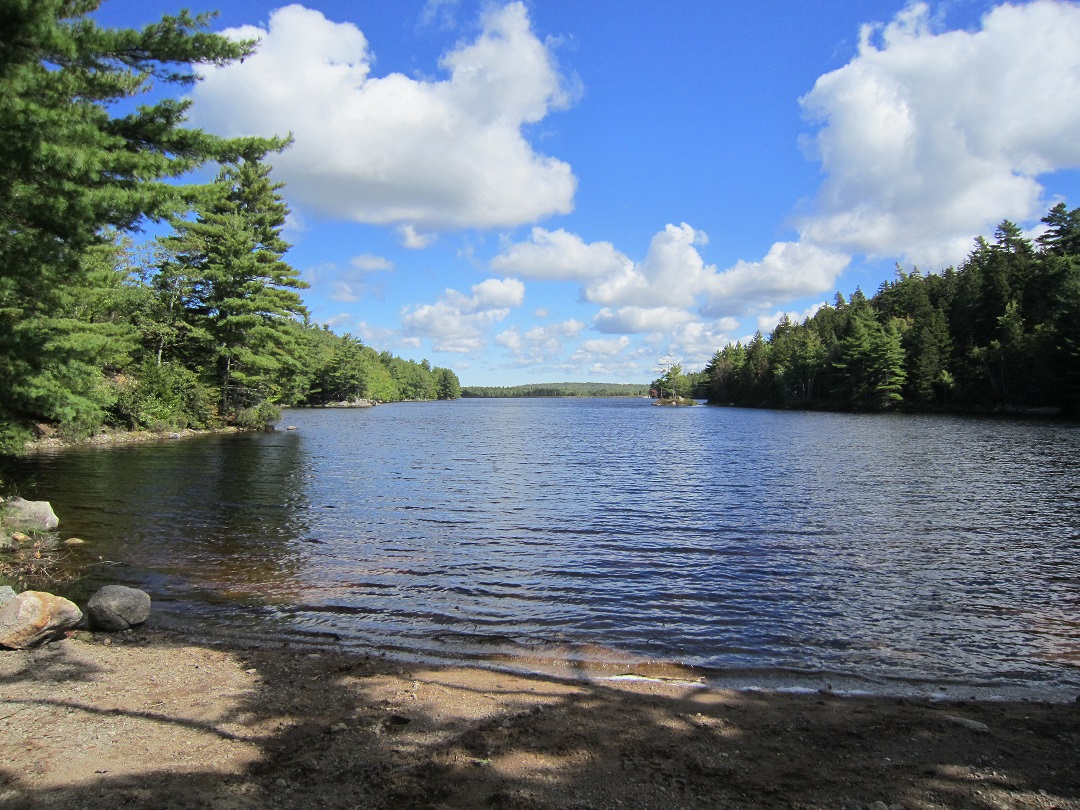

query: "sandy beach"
xmin=1 ymin=626 xmax=1078 ymax=810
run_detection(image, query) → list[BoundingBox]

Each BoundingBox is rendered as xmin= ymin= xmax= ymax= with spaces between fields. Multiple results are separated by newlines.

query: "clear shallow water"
xmin=8 ymin=399 xmax=1080 ymax=698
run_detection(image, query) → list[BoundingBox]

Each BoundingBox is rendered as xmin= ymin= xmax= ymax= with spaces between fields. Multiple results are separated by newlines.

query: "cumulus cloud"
xmin=584 ymin=223 xmax=713 ymax=308
xmin=799 ymin=0 xmax=1080 ymax=268
xmin=496 ymin=319 xmax=585 ymax=365
xmin=593 ymin=306 xmax=697 ymax=334
xmin=190 ymin=2 xmax=576 ymax=231
xmin=492 ymin=222 xmax=847 ymax=332
xmin=350 ymin=254 xmax=394 ymax=272
xmin=702 ymin=241 xmax=850 ymax=317
xmin=398 ymin=225 xmax=438 ymax=250
xmin=577 ymin=336 xmax=631 ymax=357
xmin=491 ymin=227 xmax=631 ymax=281
xmin=401 ymin=277 xmax=525 ymax=353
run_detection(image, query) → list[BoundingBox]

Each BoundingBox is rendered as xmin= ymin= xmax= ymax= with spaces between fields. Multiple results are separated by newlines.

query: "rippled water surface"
xmin=9 ymin=400 xmax=1080 ymax=696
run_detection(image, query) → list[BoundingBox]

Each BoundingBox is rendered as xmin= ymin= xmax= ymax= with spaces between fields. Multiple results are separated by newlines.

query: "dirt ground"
xmin=1 ymin=626 xmax=1078 ymax=810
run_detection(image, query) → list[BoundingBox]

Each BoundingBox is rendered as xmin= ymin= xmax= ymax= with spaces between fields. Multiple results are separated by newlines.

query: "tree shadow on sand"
xmin=1 ymin=629 xmax=1078 ymax=809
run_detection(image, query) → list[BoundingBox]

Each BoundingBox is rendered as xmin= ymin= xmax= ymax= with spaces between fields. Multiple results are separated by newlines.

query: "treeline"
xmin=0 ymin=3 xmax=458 ymax=453
xmin=703 ymin=207 xmax=1080 ymax=414
xmin=461 ymin=382 xmax=650 ymax=398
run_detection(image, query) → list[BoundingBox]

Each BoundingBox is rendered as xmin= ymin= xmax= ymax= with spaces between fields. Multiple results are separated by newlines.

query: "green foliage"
xmin=703 ymin=205 xmax=1080 ymax=414
xmin=160 ymin=157 xmax=307 ymax=415
xmin=0 ymin=0 xmax=282 ymax=441
xmin=113 ymin=360 xmax=219 ymax=431
xmin=462 ymin=382 xmax=649 ymax=398
xmin=234 ymin=400 xmax=281 ymax=431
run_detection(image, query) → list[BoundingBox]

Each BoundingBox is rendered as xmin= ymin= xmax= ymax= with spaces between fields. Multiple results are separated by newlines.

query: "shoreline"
xmin=19 ymin=425 xmax=245 ymax=454
xmin=3 ymin=624 xmax=1078 ymax=809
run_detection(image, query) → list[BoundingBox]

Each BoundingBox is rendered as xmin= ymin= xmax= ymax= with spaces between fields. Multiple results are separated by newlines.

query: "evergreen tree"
xmin=434 ymin=367 xmax=462 ymax=400
xmin=0 ymin=0 xmax=281 ymax=445
xmin=162 ymin=157 xmax=308 ymax=417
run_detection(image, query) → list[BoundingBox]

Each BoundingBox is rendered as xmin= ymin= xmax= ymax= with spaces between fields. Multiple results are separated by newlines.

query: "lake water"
xmin=7 ymin=399 xmax=1080 ymax=699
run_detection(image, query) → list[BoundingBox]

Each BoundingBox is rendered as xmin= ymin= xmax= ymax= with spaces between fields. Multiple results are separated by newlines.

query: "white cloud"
xmin=593 ymin=306 xmax=697 ymax=334
xmin=577 ymin=336 xmax=630 ymax=357
xmin=398 ymin=225 xmax=437 ymax=250
xmin=656 ymin=321 xmax=741 ymax=367
xmin=350 ymin=253 xmax=394 ymax=272
xmin=799 ymin=0 xmax=1080 ymax=268
xmin=420 ymin=0 xmax=459 ymax=30
xmin=401 ymin=277 xmax=525 ymax=353
xmin=755 ymin=302 xmax=828 ymax=334
xmin=190 ymin=2 xmax=576 ymax=231
xmin=495 ymin=319 xmax=585 ymax=365
xmin=330 ymin=281 xmax=361 ymax=303
xmin=323 ymin=312 xmax=353 ymax=329
xmin=703 ymin=241 xmax=850 ymax=317
xmin=492 ymin=222 xmax=845 ymax=325
xmin=491 ymin=227 xmax=631 ymax=281
xmin=584 ymin=223 xmax=713 ymax=308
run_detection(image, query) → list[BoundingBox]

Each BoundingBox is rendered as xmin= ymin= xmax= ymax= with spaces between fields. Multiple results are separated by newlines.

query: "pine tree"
xmin=0 ymin=0 xmax=282 ymax=445
xmin=162 ymin=158 xmax=308 ymax=418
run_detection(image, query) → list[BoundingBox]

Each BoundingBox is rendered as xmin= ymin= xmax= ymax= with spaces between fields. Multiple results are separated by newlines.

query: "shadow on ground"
xmin=1 ymin=627 xmax=1078 ymax=809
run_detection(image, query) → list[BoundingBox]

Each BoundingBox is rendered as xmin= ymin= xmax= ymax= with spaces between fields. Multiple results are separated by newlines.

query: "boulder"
xmin=0 ymin=586 xmax=16 ymax=606
xmin=0 ymin=590 xmax=82 ymax=649
xmin=2 ymin=497 xmax=60 ymax=531
xmin=86 ymin=585 xmax=151 ymax=631
xmin=0 ymin=534 xmax=16 ymax=552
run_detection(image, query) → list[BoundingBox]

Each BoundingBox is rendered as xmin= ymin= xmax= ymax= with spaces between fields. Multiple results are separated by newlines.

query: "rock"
xmin=286 ymin=425 xmax=298 ymax=431
xmin=0 ymin=535 xmax=15 ymax=551
xmin=63 ymin=537 xmax=87 ymax=545
xmin=10 ymin=532 xmax=31 ymax=544
xmin=941 ymin=714 xmax=990 ymax=733
xmin=868 ymin=803 xmax=889 ymax=810
xmin=0 ymin=586 xmax=16 ymax=606
xmin=0 ymin=591 xmax=83 ymax=649
xmin=2 ymin=497 xmax=59 ymax=531
xmin=87 ymin=585 xmax=151 ymax=631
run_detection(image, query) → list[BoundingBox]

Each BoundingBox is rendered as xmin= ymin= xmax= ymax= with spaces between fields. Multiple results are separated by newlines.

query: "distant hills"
xmin=460 ymin=382 xmax=650 ymax=398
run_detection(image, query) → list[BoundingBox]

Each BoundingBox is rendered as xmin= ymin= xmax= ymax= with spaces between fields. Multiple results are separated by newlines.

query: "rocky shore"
xmin=21 ymin=425 xmax=244 ymax=453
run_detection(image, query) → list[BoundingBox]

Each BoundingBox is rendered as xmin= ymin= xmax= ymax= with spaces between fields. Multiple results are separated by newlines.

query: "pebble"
xmin=942 ymin=714 xmax=990 ymax=733
xmin=329 ymin=722 xmax=348 ymax=734
xmin=63 ymin=537 xmax=86 ymax=545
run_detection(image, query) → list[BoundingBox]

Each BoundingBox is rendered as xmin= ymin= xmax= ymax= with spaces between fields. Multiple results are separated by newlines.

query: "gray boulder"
xmin=86 ymin=585 xmax=151 ymax=631
xmin=2 ymin=497 xmax=60 ymax=531
xmin=0 ymin=590 xmax=82 ymax=649
xmin=0 ymin=586 xmax=16 ymax=607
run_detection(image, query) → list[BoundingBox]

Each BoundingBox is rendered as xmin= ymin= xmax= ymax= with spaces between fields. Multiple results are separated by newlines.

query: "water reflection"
xmin=6 ymin=402 xmax=1080 ymax=696
xmin=6 ymin=433 xmax=312 ymax=613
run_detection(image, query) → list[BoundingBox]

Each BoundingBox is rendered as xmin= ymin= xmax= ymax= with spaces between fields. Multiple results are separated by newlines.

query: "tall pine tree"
xmin=0 ymin=0 xmax=283 ymax=446
xmin=162 ymin=157 xmax=308 ymax=419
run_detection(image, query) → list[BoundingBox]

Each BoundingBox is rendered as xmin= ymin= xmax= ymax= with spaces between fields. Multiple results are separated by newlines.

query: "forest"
xmin=0 ymin=2 xmax=458 ymax=454
xmin=696 ymin=209 xmax=1080 ymax=414
xmin=461 ymin=382 xmax=650 ymax=398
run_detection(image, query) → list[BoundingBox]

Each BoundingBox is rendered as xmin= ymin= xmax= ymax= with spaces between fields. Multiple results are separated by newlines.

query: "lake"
xmin=7 ymin=399 xmax=1080 ymax=699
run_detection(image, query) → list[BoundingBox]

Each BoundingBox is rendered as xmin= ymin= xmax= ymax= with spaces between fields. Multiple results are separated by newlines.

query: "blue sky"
xmin=95 ymin=0 xmax=1080 ymax=386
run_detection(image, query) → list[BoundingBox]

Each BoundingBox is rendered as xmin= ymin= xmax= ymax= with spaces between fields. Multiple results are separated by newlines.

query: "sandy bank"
xmin=1 ymin=626 xmax=1078 ymax=809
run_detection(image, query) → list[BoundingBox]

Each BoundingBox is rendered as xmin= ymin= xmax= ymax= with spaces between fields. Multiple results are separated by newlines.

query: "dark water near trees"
xmin=8 ymin=400 xmax=1080 ymax=698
